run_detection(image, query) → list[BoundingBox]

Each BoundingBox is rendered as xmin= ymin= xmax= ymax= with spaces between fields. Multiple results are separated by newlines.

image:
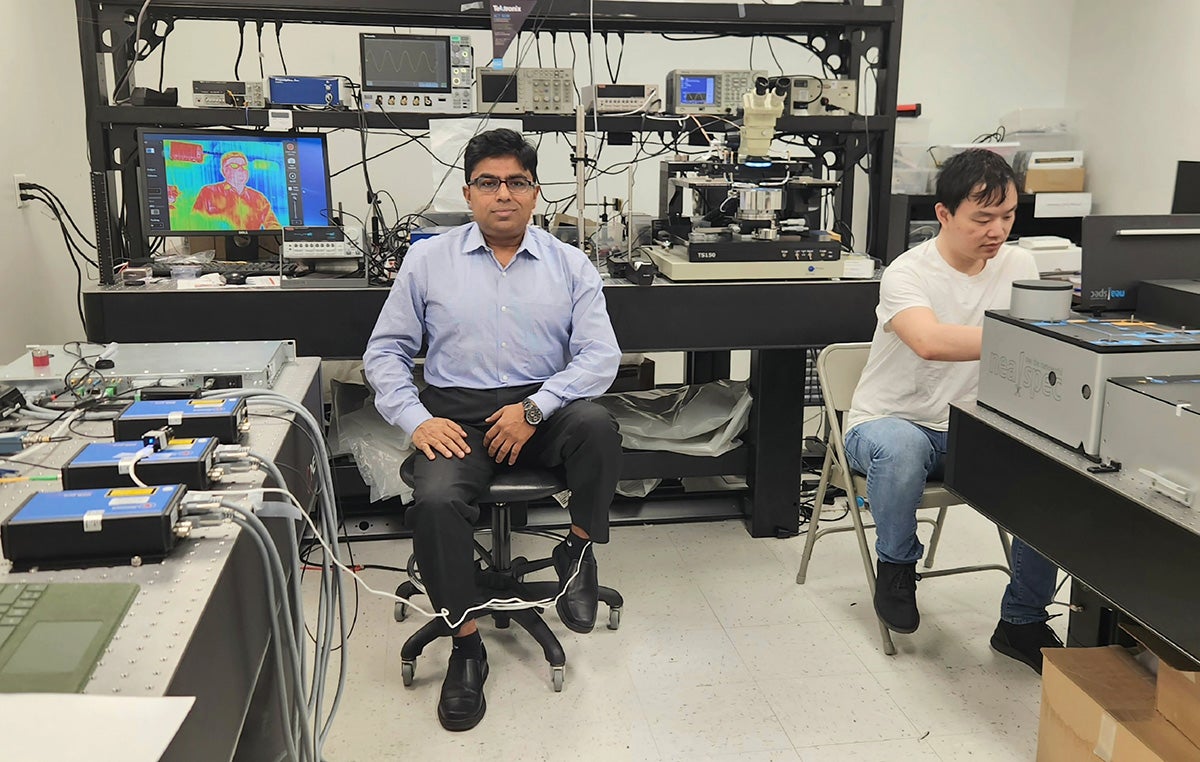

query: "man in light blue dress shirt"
xmin=364 ymin=129 xmax=622 ymax=731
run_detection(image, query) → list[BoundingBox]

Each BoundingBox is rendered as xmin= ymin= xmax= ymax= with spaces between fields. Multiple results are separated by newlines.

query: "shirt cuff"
xmin=528 ymin=390 xmax=562 ymax=420
xmin=397 ymin=404 xmax=434 ymax=437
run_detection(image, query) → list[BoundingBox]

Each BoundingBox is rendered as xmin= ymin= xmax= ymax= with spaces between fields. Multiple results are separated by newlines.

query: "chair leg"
xmin=796 ymin=451 xmax=834 ymax=585
xmin=997 ymin=526 xmax=1013 ymax=569
xmin=849 ymin=493 xmax=896 ymax=656
xmin=923 ymin=505 xmax=950 ymax=569
xmin=508 ymin=608 xmax=566 ymax=667
xmin=400 ymin=617 xmax=451 ymax=662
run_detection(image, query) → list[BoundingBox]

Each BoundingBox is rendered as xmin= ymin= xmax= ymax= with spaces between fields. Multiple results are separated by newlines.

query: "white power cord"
xmin=206 ymin=484 xmax=592 ymax=633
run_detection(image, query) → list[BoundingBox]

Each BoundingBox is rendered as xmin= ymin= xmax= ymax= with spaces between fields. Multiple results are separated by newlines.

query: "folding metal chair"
xmin=794 ymin=342 xmax=1012 ymax=655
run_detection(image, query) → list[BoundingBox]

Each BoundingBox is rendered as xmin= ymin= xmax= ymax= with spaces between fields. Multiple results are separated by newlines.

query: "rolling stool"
xmin=393 ymin=454 xmax=623 ymax=692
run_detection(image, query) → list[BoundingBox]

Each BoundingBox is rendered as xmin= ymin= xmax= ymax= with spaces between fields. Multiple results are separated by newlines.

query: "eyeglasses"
xmin=468 ymin=176 xmax=538 ymax=195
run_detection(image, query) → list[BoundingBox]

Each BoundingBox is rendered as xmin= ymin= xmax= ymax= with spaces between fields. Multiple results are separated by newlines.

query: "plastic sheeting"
xmin=593 ymin=379 xmax=753 ymax=457
xmin=332 ymin=392 xmax=415 ymax=504
xmin=333 ymin=379 xmax=752 ymax=504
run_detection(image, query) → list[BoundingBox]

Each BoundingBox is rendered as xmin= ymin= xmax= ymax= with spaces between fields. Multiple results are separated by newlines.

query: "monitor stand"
xmin=226 ymin=233 xmax=278 ymax=262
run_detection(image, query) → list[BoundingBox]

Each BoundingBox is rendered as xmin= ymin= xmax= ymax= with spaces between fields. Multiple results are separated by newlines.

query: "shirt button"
xmin=502 ymin=374 xmax=509 ymax=381
xmin=502 ymin=272 xmax=507 ymax=277
xmin=501 ymin=306 xmax=507 ymax=312
xmin=501 ymin=342 xmax=507 ymax=348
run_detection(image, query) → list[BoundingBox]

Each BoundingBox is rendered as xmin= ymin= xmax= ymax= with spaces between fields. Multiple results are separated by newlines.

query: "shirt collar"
xmin=461 ymin=222 xmax=543 ymax=260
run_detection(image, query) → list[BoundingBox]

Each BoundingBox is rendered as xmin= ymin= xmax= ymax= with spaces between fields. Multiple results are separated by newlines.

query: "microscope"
xmin=649 ymin=76 xmax=846 ymax=278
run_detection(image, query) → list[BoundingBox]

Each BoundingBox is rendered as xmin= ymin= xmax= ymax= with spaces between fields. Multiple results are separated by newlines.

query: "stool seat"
xmin=400 ymin=456 xmax=567 ymax=504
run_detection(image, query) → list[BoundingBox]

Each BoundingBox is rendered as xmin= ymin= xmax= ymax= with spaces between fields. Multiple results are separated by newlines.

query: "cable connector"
xmin=0 ymin=431 xmax=30 ymax=455
xmin=181 ymin=491 xmax=224 ymax=512
xmin=141 ymin=427 xmax=173 ymax=452
xmin=214 ymin=444 xmax=249 ymax=461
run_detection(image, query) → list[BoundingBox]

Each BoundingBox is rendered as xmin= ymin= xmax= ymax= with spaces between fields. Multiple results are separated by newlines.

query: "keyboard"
xmin=150 ymin=260 xmax=299 ymax=277
xmin=0 ymin=581 xmax=140 ymax=693
xmin=0 ymin=583 xmax=47 ymax=648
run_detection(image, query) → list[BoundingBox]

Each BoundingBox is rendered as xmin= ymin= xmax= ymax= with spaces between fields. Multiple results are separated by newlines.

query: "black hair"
xmin=463 ymin=128 xmax=539 ymax=184
xmin=934 ymin=148 xmax=1017 ymax=214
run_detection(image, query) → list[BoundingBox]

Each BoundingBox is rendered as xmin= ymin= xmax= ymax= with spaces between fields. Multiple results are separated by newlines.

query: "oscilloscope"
xmin=360 ymin=33 xmax=473 ymax=114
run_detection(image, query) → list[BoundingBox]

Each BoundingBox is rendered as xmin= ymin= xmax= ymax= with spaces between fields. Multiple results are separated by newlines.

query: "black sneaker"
xmin=874 ymin=561 xmax=920 ymax=634
xmin=990 ymin=619 xmax=1063 ymax=674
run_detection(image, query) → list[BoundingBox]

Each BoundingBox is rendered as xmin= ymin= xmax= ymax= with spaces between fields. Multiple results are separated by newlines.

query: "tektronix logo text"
xmin=987 ymin=351 xmax=1064 ymax=401
xmin=493 ymin=4 xmax=524 ymax=11
xmin=1090 ymin=287 xmax=1126 ymax=301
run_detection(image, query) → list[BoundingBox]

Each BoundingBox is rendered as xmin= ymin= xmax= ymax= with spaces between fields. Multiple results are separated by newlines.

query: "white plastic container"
xmin=893 ymin=143 xmax=934 ymax=170
xmin=1007 ymin=130 xmax=1076 ymax=153
xmin=1000 ymin=108 xmax=1078 ymax=135
xmin=932 ymin=142 xmax=1022 ymax=168
xmin=892 ymin=168 xmax=934 ymax=194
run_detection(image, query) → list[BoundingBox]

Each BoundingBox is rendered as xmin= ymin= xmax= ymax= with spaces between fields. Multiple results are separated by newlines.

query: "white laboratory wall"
xmin=1065 ymin=0 xmax=1200 ymax=214
xmin=0 ymin=0 xmax=1078 ymax=373
xmin=0 ymin=0 xmax=93 ymax=360
xmin=897 ymin=0 xmax=1076 ymax=147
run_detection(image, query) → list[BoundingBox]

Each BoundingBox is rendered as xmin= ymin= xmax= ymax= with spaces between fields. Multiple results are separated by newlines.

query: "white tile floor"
xmin=306 ymin=503 xmax=1065 ymax=761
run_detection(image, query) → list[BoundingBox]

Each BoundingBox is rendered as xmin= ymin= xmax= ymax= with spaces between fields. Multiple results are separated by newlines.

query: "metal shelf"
xmin=77 ymin=0 xmax=904 ymax=277
xmin=99 ymin=105 xmax=893 ymax=135
xmin=90 ymin=0 xmax=899 ymax=32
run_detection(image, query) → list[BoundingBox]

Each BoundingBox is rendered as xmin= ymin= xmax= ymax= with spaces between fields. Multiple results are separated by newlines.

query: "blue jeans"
xmin=844 ymin=416 xmax=1058 ymax=625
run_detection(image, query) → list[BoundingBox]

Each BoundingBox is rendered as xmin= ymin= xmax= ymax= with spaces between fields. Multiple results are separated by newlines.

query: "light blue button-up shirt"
xmin=364 ymin=222 xmax=622 ymax=435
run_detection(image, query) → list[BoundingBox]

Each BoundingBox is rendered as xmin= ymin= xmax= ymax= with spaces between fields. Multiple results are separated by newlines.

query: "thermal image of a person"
xmin=191 ymin=151 xmax=281 ymax=230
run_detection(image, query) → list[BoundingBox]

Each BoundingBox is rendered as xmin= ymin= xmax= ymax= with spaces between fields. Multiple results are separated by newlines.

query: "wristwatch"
xmin=522 ymin=398 xmax=544 ymax=426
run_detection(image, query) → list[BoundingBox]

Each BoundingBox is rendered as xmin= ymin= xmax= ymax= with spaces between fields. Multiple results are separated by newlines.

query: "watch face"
xmin=523 ymin=399 xmax=542 ymax=424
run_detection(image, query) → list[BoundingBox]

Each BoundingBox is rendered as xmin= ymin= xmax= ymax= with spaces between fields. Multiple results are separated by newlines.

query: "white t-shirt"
xmin=844 ymin=238 xmax=1039 ymax=433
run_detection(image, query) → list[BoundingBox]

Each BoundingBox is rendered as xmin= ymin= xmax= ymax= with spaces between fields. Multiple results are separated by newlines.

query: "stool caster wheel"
xmin=550 ymin=665 xmax=564 ymax=693
xmin=401 ymin=659 xmax=415 ymax=687
xmin=607 ymin=606 xmax=621 ymax=631
xmin=394 ymin=601 xmax=408 ymax=622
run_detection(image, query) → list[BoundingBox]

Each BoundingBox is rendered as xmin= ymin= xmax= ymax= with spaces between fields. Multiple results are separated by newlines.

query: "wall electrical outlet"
xmin=13 ymin=174 xmax=27 ymax=209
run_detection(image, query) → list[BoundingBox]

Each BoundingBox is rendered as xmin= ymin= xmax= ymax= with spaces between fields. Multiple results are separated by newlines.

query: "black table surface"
xmin=945 ymin=402 xmax=1200 ymax=662
xmin=83 ymin=277 xmax=881 ymax=357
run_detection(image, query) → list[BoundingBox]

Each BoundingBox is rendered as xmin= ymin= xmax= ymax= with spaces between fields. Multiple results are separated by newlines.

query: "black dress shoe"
xmin=552 ymin=541 xmax=598 ymax=634
xmin=438 ymin=645 xmax=488 ymax=732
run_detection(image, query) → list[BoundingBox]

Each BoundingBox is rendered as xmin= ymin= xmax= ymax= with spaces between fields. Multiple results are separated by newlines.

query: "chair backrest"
xmin=816 ymin=342 xmax=872 ymax=414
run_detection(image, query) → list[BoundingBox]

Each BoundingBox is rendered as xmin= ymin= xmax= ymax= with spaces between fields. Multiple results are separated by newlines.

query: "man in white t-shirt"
xmin=844 ymin=149 xmax=1062 ymax=673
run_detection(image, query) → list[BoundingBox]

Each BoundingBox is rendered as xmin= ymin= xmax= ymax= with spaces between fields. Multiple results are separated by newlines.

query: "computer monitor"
xmin=360 ymin=33 xmax=452 ymax=95
xmin=1171 ymin=161 xmax=1200 ymax=214
xmin=477 ymin=69 xmax=519 ymax=107
xmin=138 ymin=129 xmax=333 ymax=235
xmin=1078 ymin=213 xmax=1200 ymax=311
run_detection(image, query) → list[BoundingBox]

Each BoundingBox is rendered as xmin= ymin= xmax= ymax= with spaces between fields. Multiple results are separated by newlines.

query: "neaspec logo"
xmin=987 ymin=351 xmax=1064 ymax=401
xmin=1090 ymin=287 xmax=1126 ymax=301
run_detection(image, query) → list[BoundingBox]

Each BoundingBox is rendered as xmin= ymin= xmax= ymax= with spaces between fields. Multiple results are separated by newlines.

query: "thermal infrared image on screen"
xmin=141 ymin=131 xmax=332 ymax=235
xmin=161 ymin=139 xmax=288 ymax=231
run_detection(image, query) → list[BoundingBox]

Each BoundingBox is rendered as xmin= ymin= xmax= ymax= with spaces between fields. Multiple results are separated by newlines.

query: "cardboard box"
xmin=1039 ymin=647 xmax=1200 ymax=761
xmin=1024 ymin=166 xmax=1086 ymax=193
xmin=1158 ymin=662 xmax=1200 ymax=749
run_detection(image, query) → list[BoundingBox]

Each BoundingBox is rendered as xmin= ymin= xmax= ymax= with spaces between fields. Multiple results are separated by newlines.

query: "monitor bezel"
xmin=136 ymin=127 xmax=334 ymax=239
xmin=1171 ymin=160 xmax=1200 ymax=215
xmin=360 ymin=32 xmax=454 ymax=95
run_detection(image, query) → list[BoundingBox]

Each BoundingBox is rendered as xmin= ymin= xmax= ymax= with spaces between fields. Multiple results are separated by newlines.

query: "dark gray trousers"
xmin=404 ymin=384 xmax=621 ymax=624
